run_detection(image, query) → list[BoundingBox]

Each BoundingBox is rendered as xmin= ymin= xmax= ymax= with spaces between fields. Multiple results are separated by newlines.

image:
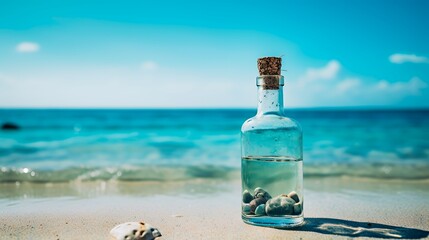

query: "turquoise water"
xmin=1 ymin=109 xmax=429 ymax=182
xmin=242 ymin=157 xmax=303 ymax=200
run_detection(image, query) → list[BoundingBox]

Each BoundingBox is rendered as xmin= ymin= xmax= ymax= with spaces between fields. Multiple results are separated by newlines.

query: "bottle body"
xmin=241 ymin=76 xmax=304 ymax=228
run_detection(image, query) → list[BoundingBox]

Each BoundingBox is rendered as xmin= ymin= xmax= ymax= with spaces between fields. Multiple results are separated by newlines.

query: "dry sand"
xmin=1 ymin=178 xmax=428 ymax=239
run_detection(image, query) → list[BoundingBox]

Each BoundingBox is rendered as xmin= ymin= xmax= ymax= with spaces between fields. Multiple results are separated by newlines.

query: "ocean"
xmin=1 ymin=109 xmax=428 ymax=182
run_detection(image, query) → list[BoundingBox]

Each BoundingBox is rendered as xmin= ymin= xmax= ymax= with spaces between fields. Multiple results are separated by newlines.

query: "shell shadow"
xmin=295 ymin=218 xmax=429 ymax=239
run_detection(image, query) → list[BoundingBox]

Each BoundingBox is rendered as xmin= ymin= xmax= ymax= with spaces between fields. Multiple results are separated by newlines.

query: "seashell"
xmin=255 ymin=204 xmax=266 ymax=216
xmin=265 ymin=196 xmax=295 ymax=216
xmin=253 ymin=187 xmax=272 ymax=201
xmin=242 ymin=203 xmax=252 ymax=215
xmin=293 ymin=202 xmax=303 ymax=215
xmin=110 ymin=221 xmax=162 ymax=240
xmin=249 ymin=197 xmax=267 ymax=213
xmin=242 ymin=190 xmax=253 ymax=203
xmin=287 ymin=191 xmax=300 ymax=203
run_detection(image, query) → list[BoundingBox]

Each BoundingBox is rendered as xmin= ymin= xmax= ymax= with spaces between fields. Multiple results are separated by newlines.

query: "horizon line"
xmin=1 ymin=106 xmax=429 ymax=111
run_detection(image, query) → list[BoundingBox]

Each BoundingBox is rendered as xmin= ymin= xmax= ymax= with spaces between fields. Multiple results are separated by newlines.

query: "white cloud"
xmin=313 ymin=60 xmax=340 ymax=79
xmin=287 ymin=59 xmax=428 ymax=107
xmin=141 ymin=61 xmax=158 ymax=71
xmin=0 ymin=66 xmax=248 ymax=108
xmin=374 ymin=77 xmax=427 ymax=95
xmin=330 ymin=77 xmax=427 ymax=105
xmin=299 ymin=60 xmax=340 ymax=84
xmin=335 ymin=78 xmax=361 ymax=94
xmin=389 ymin=53 xmax=429 ymax=64
xmin=16 ymin=42 xmax=40 ymax=53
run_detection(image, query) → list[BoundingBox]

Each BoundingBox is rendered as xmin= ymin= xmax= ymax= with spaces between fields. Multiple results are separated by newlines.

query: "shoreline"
xmin=1 ymin=177 xmax=428 ymax=239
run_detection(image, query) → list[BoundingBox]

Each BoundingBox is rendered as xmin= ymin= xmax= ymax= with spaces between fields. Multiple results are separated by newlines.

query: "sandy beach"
xmin=1 ymin=177 xmax=428 ymax=239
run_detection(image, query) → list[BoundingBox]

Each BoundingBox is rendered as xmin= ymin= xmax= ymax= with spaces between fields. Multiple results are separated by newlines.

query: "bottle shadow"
xmin=295 ymin=218 xmax=429 ymax=239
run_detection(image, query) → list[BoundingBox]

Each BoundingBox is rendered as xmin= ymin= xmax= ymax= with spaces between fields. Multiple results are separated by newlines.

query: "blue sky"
xmin=0 ymin=0 xmax=428 ymax=108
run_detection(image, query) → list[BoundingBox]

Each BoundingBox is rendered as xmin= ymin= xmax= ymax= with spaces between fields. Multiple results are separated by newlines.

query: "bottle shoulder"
xmin=241 ymin=114 xmax=302 ymax=133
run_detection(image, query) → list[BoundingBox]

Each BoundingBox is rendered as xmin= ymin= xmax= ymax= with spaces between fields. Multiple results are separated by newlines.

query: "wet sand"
xmin=1 ymin=178 xmax=428 ymax=239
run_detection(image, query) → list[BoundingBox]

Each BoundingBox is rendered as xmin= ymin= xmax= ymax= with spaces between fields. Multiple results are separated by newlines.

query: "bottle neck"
xmin=256 ymin=75 xmax=284 ymax=116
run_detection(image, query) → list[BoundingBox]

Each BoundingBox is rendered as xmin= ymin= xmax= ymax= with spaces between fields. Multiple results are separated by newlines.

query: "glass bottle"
xmin=241 ymin=58 xmax=303 ymax=228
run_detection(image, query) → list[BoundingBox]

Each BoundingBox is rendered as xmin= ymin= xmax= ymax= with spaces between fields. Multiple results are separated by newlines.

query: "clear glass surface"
xmin=241 ymin=76 xmax=303 ymax=228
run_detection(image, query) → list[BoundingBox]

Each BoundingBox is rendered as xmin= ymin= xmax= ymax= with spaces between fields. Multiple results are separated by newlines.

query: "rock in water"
xmin=249 ymin=197 xmax=267 ymax=214
xmin=293 ymin=202 xmax=303 ymax=215
xmin=1 ymin=122 xmax=20 ymax=130
xmin=255 ymin=204 xmax=266 ymax=216
xmin=242 ymin=203 xmax=252 ymax=215
xmin=253 ymin=187 xmax=272 ymax=201
xmin=287 ymin=191 xmax=300 ymax=203
xmin=265 ymin=196 xmax=295 ymax=216
xmin=110 ymin=221 xmax=162 ymax=240
xmin=242 ymin=190 xmax=253 ymax=203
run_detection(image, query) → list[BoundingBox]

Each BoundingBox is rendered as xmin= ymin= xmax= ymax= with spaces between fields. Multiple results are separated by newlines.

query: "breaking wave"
xmin=2 ymin=162 xmax=429 ymax=183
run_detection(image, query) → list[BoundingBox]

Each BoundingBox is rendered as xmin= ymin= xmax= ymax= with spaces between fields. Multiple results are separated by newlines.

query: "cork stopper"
xmin=258 ymin=57 xmax=282 ymax=75
xmin=257 ymin=57 xmax=282 ymax=89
